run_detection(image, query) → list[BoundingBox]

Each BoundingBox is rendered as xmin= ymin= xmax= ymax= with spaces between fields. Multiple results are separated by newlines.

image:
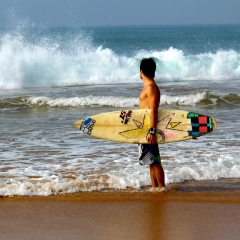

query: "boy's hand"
xmin=147 ymin=133 xmax=157 ymax=144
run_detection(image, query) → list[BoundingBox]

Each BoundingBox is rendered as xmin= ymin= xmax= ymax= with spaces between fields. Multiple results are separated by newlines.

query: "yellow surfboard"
xmin=74 ymin=109 xmax=217 ymax=144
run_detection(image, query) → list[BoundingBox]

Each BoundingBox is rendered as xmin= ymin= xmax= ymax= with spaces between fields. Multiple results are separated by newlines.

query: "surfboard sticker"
xmin=80 ymin=118 xmax=96 ymax=135
xmin=119 ymin=110 xmax=132 ymax=124
xmin=187 ymin=113 xmax=215 ymax=137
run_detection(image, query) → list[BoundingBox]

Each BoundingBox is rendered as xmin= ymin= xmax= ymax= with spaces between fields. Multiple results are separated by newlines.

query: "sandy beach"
xmin=1 ymin=180 xmax=240 ymax=240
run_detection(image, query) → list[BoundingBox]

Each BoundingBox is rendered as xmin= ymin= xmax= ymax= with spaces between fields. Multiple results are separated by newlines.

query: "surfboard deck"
xmin=74 ymin=109 xmax=217 ymax=144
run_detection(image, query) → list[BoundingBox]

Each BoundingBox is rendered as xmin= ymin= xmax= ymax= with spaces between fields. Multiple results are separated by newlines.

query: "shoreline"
xmin=1 ymin=179 xmax=240 ymax=240
xmin=2 ymin=177 xmax=240 ymax=199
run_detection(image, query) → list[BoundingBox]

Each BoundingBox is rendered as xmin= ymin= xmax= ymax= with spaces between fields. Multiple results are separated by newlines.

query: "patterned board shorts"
xmin=138 ymin=144 xmax=161 ymax=165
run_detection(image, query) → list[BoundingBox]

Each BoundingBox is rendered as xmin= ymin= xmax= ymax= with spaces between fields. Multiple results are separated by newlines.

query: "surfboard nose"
xmin=73 ymin=119 xmax=83 ymax=130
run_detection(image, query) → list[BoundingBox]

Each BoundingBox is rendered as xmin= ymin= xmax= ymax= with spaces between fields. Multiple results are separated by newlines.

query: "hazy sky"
xmin=0 ymin=0 xmax=240 ymax=27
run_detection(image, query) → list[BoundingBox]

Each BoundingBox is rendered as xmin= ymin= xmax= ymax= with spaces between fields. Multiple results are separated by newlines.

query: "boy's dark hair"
xmin=140 ymin=58 xmax=156 ymax=78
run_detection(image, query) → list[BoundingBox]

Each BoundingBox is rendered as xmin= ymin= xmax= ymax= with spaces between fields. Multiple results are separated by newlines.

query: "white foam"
xmin=24 ymin=96 xmax=139 ymax=107
xmin=23 ymin=92 xmax=206 ymax=108
xmin=1 ymin=153 xmax=240 ymax=196
xmin=1 ymin=144 xmax=240 ymax=197
xmin=161 ymin=92 xmax=206 ymax=106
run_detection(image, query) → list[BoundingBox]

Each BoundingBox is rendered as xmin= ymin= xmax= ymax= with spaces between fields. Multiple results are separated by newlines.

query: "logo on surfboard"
xmin=80 ymin=118 xmax=96 ymax=135
xmin=119 ymin=110 xmax=132 ymax=124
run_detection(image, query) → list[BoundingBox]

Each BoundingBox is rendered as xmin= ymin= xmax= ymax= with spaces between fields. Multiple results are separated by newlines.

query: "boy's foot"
xmin=149 ymin=186 xmax=167 ymax=192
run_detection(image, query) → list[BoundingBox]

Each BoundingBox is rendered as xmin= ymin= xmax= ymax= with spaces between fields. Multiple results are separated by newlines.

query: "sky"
xmin=0 ymin=0 xmax=240 ymax=27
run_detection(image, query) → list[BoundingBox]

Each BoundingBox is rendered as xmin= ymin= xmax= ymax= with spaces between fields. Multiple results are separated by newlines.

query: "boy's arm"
xmin=145 ymin=84 xmax=160 ymax=144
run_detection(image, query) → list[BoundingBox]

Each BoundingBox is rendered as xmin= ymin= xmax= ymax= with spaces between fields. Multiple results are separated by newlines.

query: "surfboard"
xmin=74 ymin=109 xmax=217 ymax=144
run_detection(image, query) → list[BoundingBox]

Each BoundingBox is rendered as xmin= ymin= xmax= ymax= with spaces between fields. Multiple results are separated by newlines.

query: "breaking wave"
xmin=0 ymin=27 xmax=240 ymax=89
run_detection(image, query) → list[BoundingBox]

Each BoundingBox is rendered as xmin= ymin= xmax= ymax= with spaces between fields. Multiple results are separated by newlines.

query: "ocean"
xmin=0 ymin=24 xmax=240 ymax=196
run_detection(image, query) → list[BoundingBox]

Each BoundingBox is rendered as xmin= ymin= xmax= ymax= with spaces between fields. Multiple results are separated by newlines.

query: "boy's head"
xmin=140 ymin=58 xmax=156 ymax=79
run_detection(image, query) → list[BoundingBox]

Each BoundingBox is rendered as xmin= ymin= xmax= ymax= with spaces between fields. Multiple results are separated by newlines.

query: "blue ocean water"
xmin=0 ymin=24 xmax=240 ymax=196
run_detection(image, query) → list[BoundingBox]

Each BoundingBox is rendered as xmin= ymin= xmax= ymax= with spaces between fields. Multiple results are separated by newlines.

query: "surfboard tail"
xmin=212 ymin=117 xmax=217 ymax=131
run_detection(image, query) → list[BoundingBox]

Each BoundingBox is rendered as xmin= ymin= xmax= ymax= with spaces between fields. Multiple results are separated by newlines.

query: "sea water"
xmin=0 ymin=23 xmax=240 ymax=196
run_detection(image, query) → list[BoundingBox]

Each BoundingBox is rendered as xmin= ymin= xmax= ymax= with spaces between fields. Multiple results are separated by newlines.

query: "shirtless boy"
xmin=139 ymin=58 xmax=165 ymax=191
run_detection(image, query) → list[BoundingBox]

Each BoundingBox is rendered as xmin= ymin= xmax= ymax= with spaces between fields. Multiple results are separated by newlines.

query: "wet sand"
xmin=1 ymin=180 xmax=240 ymax=240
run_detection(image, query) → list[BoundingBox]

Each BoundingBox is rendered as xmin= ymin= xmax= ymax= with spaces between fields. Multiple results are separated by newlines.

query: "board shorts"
xmin=138 ymin=144 xmax=161 ymax=165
